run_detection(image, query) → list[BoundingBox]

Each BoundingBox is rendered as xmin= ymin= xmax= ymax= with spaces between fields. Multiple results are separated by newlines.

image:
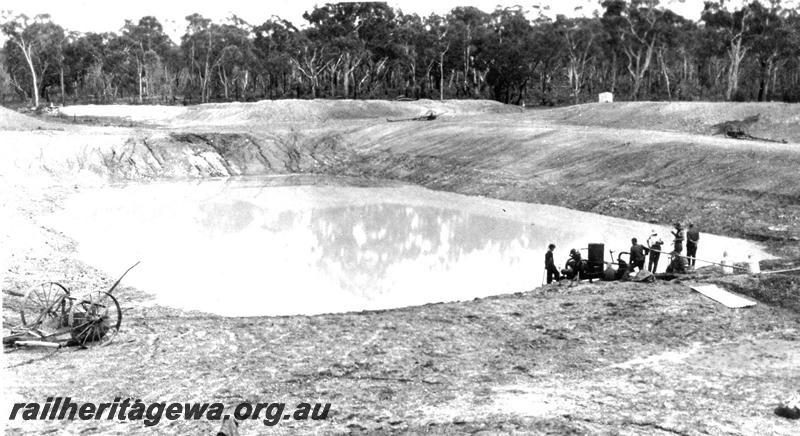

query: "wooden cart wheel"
xmin=20 ymin=282 xmax=70 ymax=330
xmin=69 ymin=291 xmax=122 ymax=347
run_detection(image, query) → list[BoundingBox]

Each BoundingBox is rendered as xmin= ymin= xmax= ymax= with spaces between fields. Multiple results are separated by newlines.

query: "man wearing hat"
xmin=647 ymin=230 xmax=664 ymax=272
xmin=671 ymin=222 xmax=685 ymax=254
xmin=686 ymin=223 xmax=700 ymax=268
xmin=544 ymin=243 xmax=561 ymax=284
xmin=562 ymin=248 xmax=584 ymax=283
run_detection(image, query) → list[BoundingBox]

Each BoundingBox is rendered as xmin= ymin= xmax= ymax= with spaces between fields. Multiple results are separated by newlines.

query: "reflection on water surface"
xmin=43 ymin=177 xmax=770 ymax=316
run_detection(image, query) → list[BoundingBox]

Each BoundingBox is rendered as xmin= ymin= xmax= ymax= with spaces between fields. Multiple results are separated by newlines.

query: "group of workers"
xmin=544 ymin=222 xmax=701 ymax=284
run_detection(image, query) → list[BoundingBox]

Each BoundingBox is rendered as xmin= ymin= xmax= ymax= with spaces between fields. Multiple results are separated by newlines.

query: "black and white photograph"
xmin=1 ymin=0 xmax=799 ymax=434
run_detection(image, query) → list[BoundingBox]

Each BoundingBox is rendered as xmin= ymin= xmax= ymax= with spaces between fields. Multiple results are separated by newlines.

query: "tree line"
xmin=2 ymin=0 xmax=799 ymax=107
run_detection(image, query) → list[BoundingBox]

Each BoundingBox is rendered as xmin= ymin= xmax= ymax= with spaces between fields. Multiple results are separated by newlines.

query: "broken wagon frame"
xmin=4 ymin=262 xmax=139 ymax=349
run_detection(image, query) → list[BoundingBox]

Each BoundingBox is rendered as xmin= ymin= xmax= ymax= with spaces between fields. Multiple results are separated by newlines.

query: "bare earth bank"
xmin=2 ymin=101 xmax=799 ymax=435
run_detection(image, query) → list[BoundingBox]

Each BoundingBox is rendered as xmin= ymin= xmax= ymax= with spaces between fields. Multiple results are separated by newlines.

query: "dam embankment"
xmin=3 ymin=100 xmax=799 ymax=255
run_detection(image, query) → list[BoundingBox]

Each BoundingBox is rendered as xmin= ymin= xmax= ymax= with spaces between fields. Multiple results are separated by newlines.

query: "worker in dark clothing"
xmin=562 ymin=248 xmax=584 ymax=281
xmin=615 ymin=254 xmax=630 ymax=280
xmin=629 ymin=238 xmax=647 ymax=272
xmin=665 ymin=250 xmax=687 ymax=274
xmin=647 ymin=231 xmax=664 ymax=273
xmin=671 ymin=222 xmax=685 ymax=254
xmin=686 ymin=223 xmax=700 ymax=269
xmin=544 ymin=243 xmax=561 ymax=284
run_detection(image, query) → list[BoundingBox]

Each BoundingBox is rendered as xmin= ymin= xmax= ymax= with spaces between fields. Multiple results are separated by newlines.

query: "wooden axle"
xmin=13 ymin=340 xmax=62 ymax=348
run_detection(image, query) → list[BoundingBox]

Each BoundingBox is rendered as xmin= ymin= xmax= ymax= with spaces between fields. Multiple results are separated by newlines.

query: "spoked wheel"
xmin=69 ymin=291 xmax=122 ymax=347
xmin=19 ymin=282 xmax=70 ymax=331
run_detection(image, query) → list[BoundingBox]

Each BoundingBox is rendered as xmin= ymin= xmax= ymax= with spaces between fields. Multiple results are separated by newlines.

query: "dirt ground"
xmin=2 ymin=101 xmax=799 ymax=435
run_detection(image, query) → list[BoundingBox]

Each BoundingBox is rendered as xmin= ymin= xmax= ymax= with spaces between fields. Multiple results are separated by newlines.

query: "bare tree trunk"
xmin=137 ymin=59 xmax=144 ymax=104
xmin=60 ymin=65 xmax=66 ymax=106
xmin=219 ymin=67 xmax=229 ymax=100
xmin=242 ymin=70 xmax=249 ymax=101
xmin=769 ymin=60 xmax=780 ymax=100
xmin=202 ymin=59 xmax=210 ymax=103
xmin=610 ymin=52 xmax=617 ymax=94
xmin=439 ymin=51 xmax=445 ymax=101
xmin=626 ymin=51 xmax=641 ymax=100
xmin=568 ymin=60 xmax=578 ymax=104
xmin=425 ymin=61 xmax=435 ymax=98
xmin=343 ymin=54 xmax=351 ymax=98
xmin=626 ymin=40 xmax=655 ymax=101
xmin=463 ymin=26 xmax=471 ymax=96
xmin=658 ymin=47 xmax=671 ymax=100
xmin=725 ymin=39 xmax=747 ymax=100
xmin=448 ymin=69 xmax=455 ymax=93
xmin=758 ymin=56 xmax=775 ymax=102
xmin=16 ymin=40 xmax=40 ymax=107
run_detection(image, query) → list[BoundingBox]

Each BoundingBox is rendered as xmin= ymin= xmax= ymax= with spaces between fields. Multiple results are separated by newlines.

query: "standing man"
xmin=545 ymin=243 xmax=561 ymax=284
xmin=647 ymin=231 xmax=664 ymax=273
xmin=629 ymin=238 xmax=647 ymax=272
xmin=686 ymin=223 xmax=700 ymax=269
xmin=671 ymin=222 xmax=685 ymax=255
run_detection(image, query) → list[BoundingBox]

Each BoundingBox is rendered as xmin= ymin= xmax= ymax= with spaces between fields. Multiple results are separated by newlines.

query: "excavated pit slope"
xmin=540 ymin=101 xmax=800 ymax=143
xmin=3 ymin=100 xmax=800 ymax=436
xmin=2 ymin=100 xmax=800 ymax=246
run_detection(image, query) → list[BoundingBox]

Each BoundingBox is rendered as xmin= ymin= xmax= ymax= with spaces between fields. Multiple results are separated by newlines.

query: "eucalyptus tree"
xmin=392 ymin=12 xmax=428 ymax=97
xmin=600 ymin=0 xmax=627 ymax=94
xmin=121 ymin=16 xmax=172 ymax=103
xmin=253 ymin=17 xmax=299 ymax=98
xmin=650 ymin=9 xmax=692 ymax=100
xmin=303 ymin=2 xmax=397 ymax=98
xmin=304 ymin=3 xmax=367 ymax=98
xmin=1 ymin=13 xmax=65 ymax=107
xmin=212 ymin=17 xmax=256 ymax=101
xmin=0 ymin=52 xmax=12 ymax=100
xmin=746 ymin=1 xmax=794 ymax=101
xmin=422 ymin=13 xmax=451 ymax=101
xmin=182 ymin=14 xmax=240 ymax=102
xmin=701 ymin=1 xmax=756 ymax=100
xmin=479 ymin=6 xmax=536 ymax=104
xmin=602 ymin=0 xmax=665 ymax=100
xmin=446 ymin=7 xmax=491 ymax=97
xmin=64 ymin=32 xmax=108 ymax=99
xmin=289 ymin=33 xmax=328 ymax=99
xmin=555 ymin=15 xmax=599 ymax=104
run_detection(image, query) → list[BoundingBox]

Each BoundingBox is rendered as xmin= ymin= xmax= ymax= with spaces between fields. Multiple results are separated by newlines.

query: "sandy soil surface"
xmin=537 ymin=101 xmax=800 ymax=143
xmin=56 ymin=99 xmax=521 ymax=127
xmin=2 ymin=101 xmax=799 ymax=435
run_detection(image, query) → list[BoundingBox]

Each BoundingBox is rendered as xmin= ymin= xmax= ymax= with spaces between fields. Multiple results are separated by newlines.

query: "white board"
xmin=689 ymin=284 xmax=757 ymax=308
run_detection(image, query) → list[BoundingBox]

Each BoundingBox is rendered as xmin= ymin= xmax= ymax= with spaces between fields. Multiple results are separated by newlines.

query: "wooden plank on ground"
xmin=688 ymin=284 xmax=757 ymax=308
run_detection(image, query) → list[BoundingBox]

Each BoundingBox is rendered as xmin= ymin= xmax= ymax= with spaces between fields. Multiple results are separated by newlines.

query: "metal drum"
xmin=586 ymin=243 xmax=605 ymax=278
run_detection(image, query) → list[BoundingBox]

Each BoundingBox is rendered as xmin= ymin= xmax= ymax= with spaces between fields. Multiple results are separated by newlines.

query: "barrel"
xmin=587 ymin=243 xmax=605 ymax=275
xmin=588 ymin=243 xmax=605 ymax=265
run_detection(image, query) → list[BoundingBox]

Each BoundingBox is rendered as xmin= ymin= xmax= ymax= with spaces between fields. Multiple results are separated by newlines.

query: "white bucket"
xmin=748 ymin=254 xmax=761 ymax=274
xmin=721 ymin=251 xmax=733 ymax=274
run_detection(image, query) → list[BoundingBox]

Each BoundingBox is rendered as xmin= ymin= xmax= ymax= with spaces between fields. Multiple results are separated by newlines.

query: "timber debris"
xmin=387 ymin=111 xmax=441 ymax=123
xmin=713 ymin=114 xmax=788 ymax=143
xmin=4 ymin=262 xmax=138 ymax=349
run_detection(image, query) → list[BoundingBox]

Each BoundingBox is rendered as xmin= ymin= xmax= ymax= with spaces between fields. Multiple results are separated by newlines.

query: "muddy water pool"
xmin=42 ymin=176 xmax=771 ymax=316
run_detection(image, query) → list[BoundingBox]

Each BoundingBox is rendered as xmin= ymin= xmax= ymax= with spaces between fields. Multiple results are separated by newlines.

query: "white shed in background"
xmin=598 ymin=92 xmax=613 ymax=103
